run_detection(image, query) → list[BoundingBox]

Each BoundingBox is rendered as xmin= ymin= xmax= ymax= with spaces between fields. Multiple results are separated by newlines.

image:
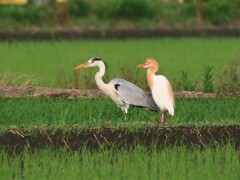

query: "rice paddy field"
xmin=1 ymin=145 xmax=240 ymax=179
xmin=1 ymin=38 xmax=240 ymax=179
xmin=0 ymin=97 xmax=240 ymax=128
xmin=0 ymin=38 xmax=240 ymax=88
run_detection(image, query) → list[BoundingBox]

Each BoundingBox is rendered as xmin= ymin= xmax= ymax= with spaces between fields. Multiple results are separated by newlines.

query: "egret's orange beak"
xmin=73 ymin=63 xmax=89 ymax=70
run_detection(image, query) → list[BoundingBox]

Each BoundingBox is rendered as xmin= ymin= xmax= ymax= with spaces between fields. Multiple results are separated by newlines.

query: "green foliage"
xmin=179 ymin=2 xmax=197 ymax=21
xmin=158 ymin=2 xmax=196 ymax=23
xmin=0 ymin=5 xmax=48 ymax=25
xmin=93 ymin=0 xmax=158 ymax=20
xmin=1 ymin=0 xmax=240 ymax=27
xmin=92 ymin=1 xmax=116 ymax=19
xmin=202 ymin=0 xmax=240 ymax=24
xmin=114 ymin=0 xmax=158 ymax=20
xmin=202 ymin=65 xmax=214 ymax=93
xmin=70 ymin=0 xmax=90 ymax=17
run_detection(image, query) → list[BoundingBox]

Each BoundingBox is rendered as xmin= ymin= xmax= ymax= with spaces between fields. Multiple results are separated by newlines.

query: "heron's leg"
xmin=124 ymin=112 xmax=127 ymax=120
xmin=121 ymin=107 xmax=128 ymax=120
xmin=124 ymin=106 xmax=129 ymax=120
xmin=160 ymin=110 xmax=167 ymax=124
xmin=124 ymin=107 xmax=128 ymax=114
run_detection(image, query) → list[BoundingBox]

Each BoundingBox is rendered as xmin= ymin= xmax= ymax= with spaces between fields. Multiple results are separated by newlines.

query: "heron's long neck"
xmin=95 ymin=63 xmax=108 ymax=93
xmin=147 ymin=67 xmax=157 ymax=90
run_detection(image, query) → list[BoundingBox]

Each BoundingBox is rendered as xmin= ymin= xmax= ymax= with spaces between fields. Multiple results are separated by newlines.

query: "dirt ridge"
xmin=1 ymin=27 xmax=240 ymax=41
xmin=0 ymin=87 xmax=239 ymax=99
xmin=1 ymin=125 xmax=240 ymax=152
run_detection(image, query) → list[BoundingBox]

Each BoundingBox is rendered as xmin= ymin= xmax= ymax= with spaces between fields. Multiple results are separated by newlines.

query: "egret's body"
xmin=74 ymin=57 xmax=158 ymax=115
xmin=138 ymin=58 xmax=175 ymax=123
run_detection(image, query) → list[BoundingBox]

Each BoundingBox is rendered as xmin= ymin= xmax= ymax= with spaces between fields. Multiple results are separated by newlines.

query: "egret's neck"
xmin=95 ymin=63 xmax=108 ymax=93
xmin=147 ymin=67 xmax=157 ymax=90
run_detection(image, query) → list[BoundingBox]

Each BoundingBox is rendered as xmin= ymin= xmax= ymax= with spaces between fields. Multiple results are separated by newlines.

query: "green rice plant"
xmin=174 ymin=97 xmax=240 ymax=124
xmin=215 ymin=60 xmax=240 ymax=94
xmin=0 ymin=96 xmax=240 ymax=128
xmin=0 ymin=144 xmax=240 ymax=179
xmin=202 ymin=65 xmax=214 ymax=93
xmin=0 ymin=71 xmax=41 ymax=89
xmin=55 ymin=69 xmax=73 ymax=89
xmin=179 ymin=71 xmax=196 ymax=91
xmin=119 ymin=63 xmax=145 ymax=87
xmin=1 ymin=38 xmax=239 ymax=88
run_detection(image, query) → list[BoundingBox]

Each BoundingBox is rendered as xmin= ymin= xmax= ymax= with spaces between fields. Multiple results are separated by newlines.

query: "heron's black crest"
xmin=114 ymin=84 xmax=121 ymax=91
xmin=91 ymin=57 xmax=102 ymax=62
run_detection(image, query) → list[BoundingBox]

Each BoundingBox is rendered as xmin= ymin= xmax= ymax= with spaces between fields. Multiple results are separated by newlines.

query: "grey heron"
xmin=73 ymin=57 xmax=158 ymax=116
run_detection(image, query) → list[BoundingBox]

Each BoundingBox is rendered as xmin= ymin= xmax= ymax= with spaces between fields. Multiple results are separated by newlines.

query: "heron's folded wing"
xmin=109 ymin=78 xmax=158 ymax=111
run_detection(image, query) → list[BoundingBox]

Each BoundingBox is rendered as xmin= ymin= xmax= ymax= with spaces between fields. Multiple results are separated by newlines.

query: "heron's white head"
xmin=137 ymin=58 xmax=159 ymax=72
xmin=73 ymin=57 xmax=104 ymax=70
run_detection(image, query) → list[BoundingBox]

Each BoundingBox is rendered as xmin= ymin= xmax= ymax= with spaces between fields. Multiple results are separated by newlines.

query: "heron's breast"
xmin=106 ymin=89 xmax=124 ymax=106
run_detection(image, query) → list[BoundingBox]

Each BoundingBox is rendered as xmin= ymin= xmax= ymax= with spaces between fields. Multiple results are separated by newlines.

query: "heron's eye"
xmin=88 ymin=60 xmax=94 ymax=63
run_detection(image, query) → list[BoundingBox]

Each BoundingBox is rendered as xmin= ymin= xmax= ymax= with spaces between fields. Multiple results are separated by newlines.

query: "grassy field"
xmin=1 ymin=145 xmax=240 ymax=179
xmin=1 ymin=38 xmax=240 ymax=179
xmin=0 ymin=38 xmax=240 ymax=88
xmin=0 ymin=96 xmax=239 ymax=129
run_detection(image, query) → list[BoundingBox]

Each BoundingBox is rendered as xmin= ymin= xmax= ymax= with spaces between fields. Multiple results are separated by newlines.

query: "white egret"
xmin=137 ymin=58 xmax=175 ymax=123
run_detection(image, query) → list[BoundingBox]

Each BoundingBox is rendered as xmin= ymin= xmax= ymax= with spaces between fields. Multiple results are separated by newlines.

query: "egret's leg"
xmin=160 ymin=111 xmax=167 ymax=124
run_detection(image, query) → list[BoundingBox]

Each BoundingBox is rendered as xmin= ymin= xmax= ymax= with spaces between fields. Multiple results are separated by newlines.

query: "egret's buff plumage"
xmin=73 ymin=57 xmax=158 ymax=117
xmin=137 ymin=58 xmax=175 ymax=124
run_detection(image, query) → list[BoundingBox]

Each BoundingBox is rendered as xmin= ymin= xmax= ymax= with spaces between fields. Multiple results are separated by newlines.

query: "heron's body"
xmin=74 ymin=57 xmax=158 ymax=115
xmin=109 ymin=78 xmax=158 ymax=113
xmin=138 ymin=58 xmax=175 ymax=123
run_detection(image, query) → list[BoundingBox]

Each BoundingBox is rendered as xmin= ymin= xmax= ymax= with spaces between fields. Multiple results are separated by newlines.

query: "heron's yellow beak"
xmin=73 ymin=63 xmax=89 ymax=70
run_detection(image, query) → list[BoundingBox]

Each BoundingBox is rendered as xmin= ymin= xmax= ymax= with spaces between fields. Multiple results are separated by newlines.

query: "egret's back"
xmin=152 ymin=75 xmax=175 ymax=116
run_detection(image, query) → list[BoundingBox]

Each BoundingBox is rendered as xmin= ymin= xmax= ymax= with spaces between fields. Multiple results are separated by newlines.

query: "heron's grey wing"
xmin=109 ymin=78 xmax=158 ymax=111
